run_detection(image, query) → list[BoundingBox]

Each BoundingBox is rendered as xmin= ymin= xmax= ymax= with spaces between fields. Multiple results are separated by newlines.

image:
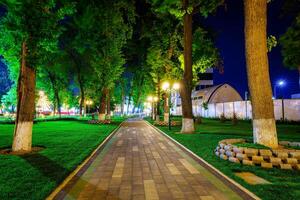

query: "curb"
xmin=46 ymin=121 xmax=124 ymax=200
xmin=144 ymin=120 xmax=261 ymax=200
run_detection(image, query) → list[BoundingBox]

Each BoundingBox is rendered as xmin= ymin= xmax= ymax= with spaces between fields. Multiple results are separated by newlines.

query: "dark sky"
xmin=203 ymin=0 xmax=299 ymax=98
xmin=0 ymin=0 xmax=299 ymax=98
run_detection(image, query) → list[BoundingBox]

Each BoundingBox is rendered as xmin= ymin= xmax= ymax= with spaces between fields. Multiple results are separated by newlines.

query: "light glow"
xmin=162 ymin=82 xmax=170 ymax=90
xmin=173 ymin=82 xmax=180 ymax=90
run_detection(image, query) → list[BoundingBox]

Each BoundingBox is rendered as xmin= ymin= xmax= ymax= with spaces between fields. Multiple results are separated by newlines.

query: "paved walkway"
xmin=55 ymin=120 xmax=243 ymax=200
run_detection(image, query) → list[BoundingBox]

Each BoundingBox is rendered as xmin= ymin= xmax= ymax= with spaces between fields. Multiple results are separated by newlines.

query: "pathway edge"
xmin=46 ymin=121 xmax=124 ymax=200
xmin=144 ymin=120 xmax=261 ymax=200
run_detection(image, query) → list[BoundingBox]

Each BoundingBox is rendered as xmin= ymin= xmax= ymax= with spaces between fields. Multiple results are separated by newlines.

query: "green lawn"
xmin=147 ymin=117 xmax=300 ymax=200
xmin=0 ymin=118 xmax=123 ymax=200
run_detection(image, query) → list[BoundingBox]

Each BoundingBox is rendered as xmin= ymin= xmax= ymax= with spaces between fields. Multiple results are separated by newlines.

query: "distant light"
xmin=147 ymin=96 xmax=153 ymax=102
xmin=277 ymin=80 xmax=285 ymax=86
xmin=173 ymin=82 xmax=180 ymax=90
xmin=153 ymin=97 xmax=158 ymax=102
xmin=162 ymin=82 xmax=170 ymax=90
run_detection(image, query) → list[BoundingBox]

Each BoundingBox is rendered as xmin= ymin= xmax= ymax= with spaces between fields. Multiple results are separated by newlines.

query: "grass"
xmin=147 ymin=117 xmax=300 ymax=200
xmin=0 ymin=117 xmax=124 ymax=200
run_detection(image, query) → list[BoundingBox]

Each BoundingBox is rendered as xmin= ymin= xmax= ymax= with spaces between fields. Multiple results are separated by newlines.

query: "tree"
xmin=244 ymin=0 xmax=278 ymax=148
xmin=149 ymin=0 xmax=222 ymax=133
xmin=0 ymin=0 xmax=74 ymax=152
xmin=279 ymin=0 xmax=300 ymax=89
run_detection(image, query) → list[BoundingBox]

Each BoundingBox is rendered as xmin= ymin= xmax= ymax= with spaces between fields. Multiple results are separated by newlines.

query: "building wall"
xmin=178 ymin=99 xmax=300 ymax=121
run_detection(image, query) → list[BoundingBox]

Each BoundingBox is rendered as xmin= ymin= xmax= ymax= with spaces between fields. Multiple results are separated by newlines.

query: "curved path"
xmin=54 ymin=120 xmax=244 ymax=200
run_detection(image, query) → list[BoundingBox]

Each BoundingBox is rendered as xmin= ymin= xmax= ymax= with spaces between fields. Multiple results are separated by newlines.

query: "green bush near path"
xmin=146 ymin=117 xmax=300 ymax=200
xmin=0 ymin=118 xmax=124 ymax=200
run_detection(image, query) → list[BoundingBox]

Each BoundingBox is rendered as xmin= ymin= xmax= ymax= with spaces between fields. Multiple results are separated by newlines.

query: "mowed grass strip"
xmin=148 ymin=118 xmax=300 ymax=200
xmin=0 ymin=119 xmax=123 ymax=200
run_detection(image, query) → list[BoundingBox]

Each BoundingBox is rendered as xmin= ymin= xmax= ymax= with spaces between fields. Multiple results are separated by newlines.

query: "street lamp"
xmin=162 ymin=81 xmax=180 ymax=130
xmin=274 ymin=80 xmax=285 ymax=99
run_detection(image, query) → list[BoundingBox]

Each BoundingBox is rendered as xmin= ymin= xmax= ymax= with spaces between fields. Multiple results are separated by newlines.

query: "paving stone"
xmin=242 ymin=160 xmax=254 ymax=166
xmin=252 ymin=156 xmax=264 ymax=164
xmin=269 ymin=157 xmax=282 ymax=166
xmin=54 ymin=120 xmax=242 ymax=200
xmin=218 ymin=149 xmax=225 ymax=154
xmin=224 ymin=145 xmax=233 ymax=151
xmin=235 ymin=172 xmax=271 ymax=185
xmin=244 ymin=148 xmax=258 ymax=157
xmin=233 ymin=147 xmax=244 ymax=154
xmin=236 ymin=153 xmax=248 ymax=161
xmin=279 ymin=164 xmax=292 ymax=170
xmin=284 ymin=158 xmax=298 ymax=165
xmin=225 ymin=150 xmax=235 ymax=157
xmin=289 ymin=152 xmax=300 ymax=159
xmin=274 ymin=151 xmax=289 ymax=159
xmin=219 ymin=154 xmax=228 ymax=160
xmin=259 ymin=149 xmax=272 ymax=159
xmin=294 ymin=164 xmax=300 ymax=170
xmin=215 ymin=151 xmax=220 ymax=157
xmin=228 ymin=157 xmax=240 ymax=164
xmin=261 ymin=162 xmax=273 ymax=169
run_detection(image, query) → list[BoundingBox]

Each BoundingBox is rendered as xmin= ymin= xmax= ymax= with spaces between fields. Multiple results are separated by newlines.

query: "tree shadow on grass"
xmin=20 ymin=153 xmax=71 ymax=184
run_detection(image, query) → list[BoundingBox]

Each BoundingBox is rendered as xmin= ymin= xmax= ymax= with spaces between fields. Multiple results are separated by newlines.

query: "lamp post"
xmin=274 ymin=80 xmax=285 ymax=99
xmin=162 ymin=81 xmax=180 ymax=130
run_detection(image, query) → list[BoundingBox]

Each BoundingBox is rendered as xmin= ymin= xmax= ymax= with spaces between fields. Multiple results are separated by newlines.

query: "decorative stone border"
xmin=215 ymin=139 xmax=300 ymax=170
xmin=88 ymin=119 xmax=111 ymax=124
xmin=153 ymin=120 xmax=181 ymax=126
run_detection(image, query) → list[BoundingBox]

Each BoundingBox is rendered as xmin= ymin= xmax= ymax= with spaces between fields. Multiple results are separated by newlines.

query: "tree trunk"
xmin=12 ymin=42 xmax=36 ymax=152
xmin=163 ymin=93 xmax=169 ymax=123
xmin=156 ymin=81 xmax=161 ymax=121
xmin=121 ymin=84 xmax=125 ymax=115
xmin=106 ymin=89 xmax=111 ymax=119
xmin=54 ymin=89 xmax=61 ymax=118
xmin=181 ymin=0 xmax=195 ymax=133
xmin=78 ymin=74 xmax=85 ymax=117
xmin=99 ymin=88 xmax=108 ymax=121
xmin=244 ymin=0 xmax=278 ymax=148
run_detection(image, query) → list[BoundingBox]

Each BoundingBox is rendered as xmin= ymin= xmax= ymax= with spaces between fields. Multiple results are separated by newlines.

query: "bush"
xmin=232 ymin=113 xmax=238 ymax=125
xmin=220 ymin=113 xmax=226 ymax=123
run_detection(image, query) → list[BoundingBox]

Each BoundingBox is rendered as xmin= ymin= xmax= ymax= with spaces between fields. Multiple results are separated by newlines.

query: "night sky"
xmin=203 ymin=0 xmax=299 ymax=98
xmin=0 ymin=0 xmax=299 ymax=98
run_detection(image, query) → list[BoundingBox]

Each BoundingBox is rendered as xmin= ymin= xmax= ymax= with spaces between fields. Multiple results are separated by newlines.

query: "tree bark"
xmin=156 ymin=81 xmax=161 ymax=121
xmin=99 ymin=88 xmax=108 ymax=121
xmin=180 ymin=0 xmax=195 ymax=133
xmin=106 ymin=89 xmax=111 ymax=119
xmin=163 ymin=93 xmax=169 ymax=123
xmin=12 ymin=41 xmax=36 ymax=152
xmin=54 ymin=89 xmax=61 ymax=118
xmin=78 ymin=74 xmax=85 ymax=117
xmin=244 ymin=0 xmax=278 ymax=148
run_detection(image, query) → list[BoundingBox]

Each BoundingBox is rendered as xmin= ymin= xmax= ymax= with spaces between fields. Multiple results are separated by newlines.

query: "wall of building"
xmin=173 ymin=99 xmax=300 ymax=121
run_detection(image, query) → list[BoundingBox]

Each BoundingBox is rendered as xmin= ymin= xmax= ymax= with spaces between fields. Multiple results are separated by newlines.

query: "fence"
xmin=173 ymin=99 xmax=300 ymax=121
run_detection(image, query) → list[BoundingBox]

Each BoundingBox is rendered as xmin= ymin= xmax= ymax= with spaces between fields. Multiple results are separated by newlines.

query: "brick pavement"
xmin=54 ymin=120 xmax=243 ymax=200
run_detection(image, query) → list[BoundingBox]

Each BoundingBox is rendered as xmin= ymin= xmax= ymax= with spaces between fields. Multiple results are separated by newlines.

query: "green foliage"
xmin=280 ymin=14 xmax=300 ymax=69
xmin=267 ymin=35 xmax=277 ymax=52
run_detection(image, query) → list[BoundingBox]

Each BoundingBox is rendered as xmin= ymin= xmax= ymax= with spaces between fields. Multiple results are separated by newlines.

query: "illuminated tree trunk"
xmin=156 ymin=81 xmax=161 ymax=121
xmin=12 ymin=42 xmax=36 ymax=152
xmin=244 ymin=0 xmax=278 ymax=148
xmin=78 ymin=74 xmax=85 ymax=117
xmin=121 ymin=83 xmax=125 ymax=115
xmin=54 ymin=89 xmax=61 ymax=118
xmin=106 ymin=89 xmax=111 ymax=119
xmin=163 ymin=93 xmax=169 ymax=123
xmin=181 ymin=0 xmax=195 ymax=133
xmin=298 ymin=66 xmax=300 ymax=89
xmin=99 ymin=88 xmax=108 ymax=121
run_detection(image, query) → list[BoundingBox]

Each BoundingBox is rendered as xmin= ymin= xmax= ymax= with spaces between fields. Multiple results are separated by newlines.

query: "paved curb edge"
xmin=144 ymin=120 xmax=261 ymax=200
xmin=46 ymin=121 xmax=124 ymax=200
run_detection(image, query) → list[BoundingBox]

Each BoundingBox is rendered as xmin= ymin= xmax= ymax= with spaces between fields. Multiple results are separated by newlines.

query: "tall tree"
xmin=0 ymin=0 xmax=74 ymax=152
xmin=149 ymin=0 xmax=222 ymax=133
xmin=244 ymin=0 xmax=278 ymax=148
